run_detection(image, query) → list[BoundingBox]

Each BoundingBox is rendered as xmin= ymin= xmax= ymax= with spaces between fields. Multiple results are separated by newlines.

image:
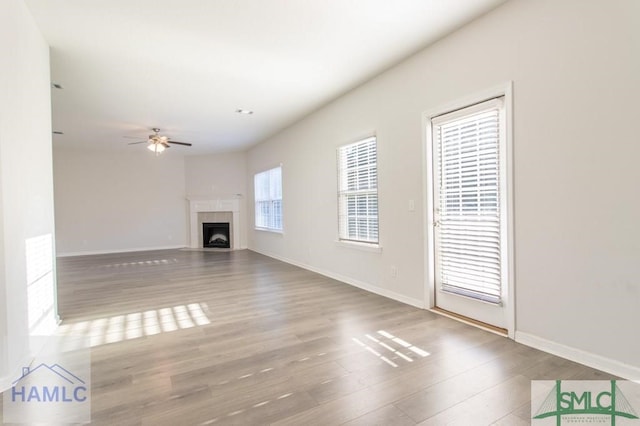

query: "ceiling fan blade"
xmin=127 ymin=141 xmax=148 ymax=145
xmin=167 ymin=141 xmax=192 ymax=146
xmin=161 ymin=142 xmax=171 ymax=148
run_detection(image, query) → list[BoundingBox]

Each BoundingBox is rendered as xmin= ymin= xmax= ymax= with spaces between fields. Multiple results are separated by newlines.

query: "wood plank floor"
xmin=5 ymin=249 xmax=616 ymax=425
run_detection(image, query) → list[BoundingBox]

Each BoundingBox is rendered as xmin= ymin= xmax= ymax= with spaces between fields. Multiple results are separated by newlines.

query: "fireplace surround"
xmin=189 ymin=198 xmax=241 ymax=249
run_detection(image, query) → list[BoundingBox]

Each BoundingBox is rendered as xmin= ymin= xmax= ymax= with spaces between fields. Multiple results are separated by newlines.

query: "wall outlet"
xmin=390 ymin=265 xmax=398 ymax=278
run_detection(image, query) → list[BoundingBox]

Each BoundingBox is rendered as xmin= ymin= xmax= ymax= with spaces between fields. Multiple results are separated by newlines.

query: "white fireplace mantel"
xmin=188 ymin=198 xmax=241 ymax=249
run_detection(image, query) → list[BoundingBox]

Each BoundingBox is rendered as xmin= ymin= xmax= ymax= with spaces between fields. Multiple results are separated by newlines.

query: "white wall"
xmin=185 ymin=152 xmax=247 ymax=199
xmin=247 ymin=0 xmax=640 ymax=376
xmin=0 ymin=0 xmax=57 ymax=380
xmin=185 ymin=152 xmax=248 ymax=248
xmin=53 ymin=148 xmax=187 ymax=255
xmin=53 ymin=149 xmax=250 ymax=254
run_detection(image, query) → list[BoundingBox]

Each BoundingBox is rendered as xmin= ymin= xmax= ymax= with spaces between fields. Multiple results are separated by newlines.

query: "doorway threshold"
xmin=430 ymin=307 xmax=508 ymax=337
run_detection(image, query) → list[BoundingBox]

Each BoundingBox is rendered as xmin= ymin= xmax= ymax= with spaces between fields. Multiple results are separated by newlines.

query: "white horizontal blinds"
xmin=337 ymin=137 xmax=378 ymax=243
xmin=433 ymin=98 xmax=504 ymax=304
xmin=254 ymin=166 xmax=282 ymax=230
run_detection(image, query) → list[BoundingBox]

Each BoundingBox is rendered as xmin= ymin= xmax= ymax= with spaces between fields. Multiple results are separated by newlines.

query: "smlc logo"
xmin=11 ymin=364 xmax=87 ymax=403
xmin=532 ymin=380 xmax=640 ymax=425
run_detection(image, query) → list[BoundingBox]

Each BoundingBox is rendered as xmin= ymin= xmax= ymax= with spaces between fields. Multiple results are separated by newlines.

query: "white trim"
xmin=337 ymin=132 xmax=377 ymax=149
xmin=422 ymin=83 xmax=513 ymax=121
xmin=334 ymin=239 xmax=382 ymax=253
xmin=254 ymin=162 xmax=284 ymax=175
xmin=422 ymin=109 xmax=435 ymax=311
xmin=504 ymin=81 xmax=516 ymax=339
xmin=255 ymin=227 xmax=284 ymax=235
xmin=516 ymin=331 xmax=640 ymax=382
xmin=431 ymin=97 xmax=504 ymax=125
xmin=422 ymin=81 xmax=515 ymax=338
xmin=251 ymin=248 xmax=423 ymax=309
xmin=56 ymin=245 xmax=186 ymax=257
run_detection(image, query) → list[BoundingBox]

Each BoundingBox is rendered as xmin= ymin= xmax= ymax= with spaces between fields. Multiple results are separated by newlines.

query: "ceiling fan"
xmin=127 ymin=128 xmax=192 ymax=154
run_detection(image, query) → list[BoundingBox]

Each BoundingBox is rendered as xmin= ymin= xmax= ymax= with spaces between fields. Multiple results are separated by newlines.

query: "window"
xmin=337 ymin=136 xmax=379 ymax=244
xmin=254 ymin=166 xmax=282 ymax=231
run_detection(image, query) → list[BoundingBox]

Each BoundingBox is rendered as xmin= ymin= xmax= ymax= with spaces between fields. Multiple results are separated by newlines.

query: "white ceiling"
xmin=25 ymin=0 xmax=506 ymax=155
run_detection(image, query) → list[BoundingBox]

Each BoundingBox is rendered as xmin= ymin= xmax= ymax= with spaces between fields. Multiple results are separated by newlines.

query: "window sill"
xmin=335 ymin=240 xmax=382 ymax=253
xmin=255 ymin=227 xmax=283 ymax=235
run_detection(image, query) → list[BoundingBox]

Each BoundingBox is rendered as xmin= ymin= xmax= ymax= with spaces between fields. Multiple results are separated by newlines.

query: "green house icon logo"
xmin=533 ymin=380 xmax=639 ymax=425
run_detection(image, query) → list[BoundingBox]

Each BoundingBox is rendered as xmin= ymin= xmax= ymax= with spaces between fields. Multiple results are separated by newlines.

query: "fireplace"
xmin=202 ymin=223 xmax=230 ymax=248
xmin=189 ymin=199 xmax=241 ymax=250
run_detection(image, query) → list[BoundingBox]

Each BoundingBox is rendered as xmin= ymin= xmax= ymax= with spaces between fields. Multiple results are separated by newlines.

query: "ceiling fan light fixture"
xmin=127 ymin=128 xmax=191 ymax=153
xmin=147 ymin=143 xmax=165 ymax=154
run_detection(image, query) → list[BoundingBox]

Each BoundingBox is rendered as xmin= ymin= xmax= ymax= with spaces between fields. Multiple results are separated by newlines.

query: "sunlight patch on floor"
xmin=57 ymin=303 xmax=211 ymax=349
xmin=352 ymin=329 xmax=430 ymax=367
xmin=98 ymin=259 xmax=179 ymax=268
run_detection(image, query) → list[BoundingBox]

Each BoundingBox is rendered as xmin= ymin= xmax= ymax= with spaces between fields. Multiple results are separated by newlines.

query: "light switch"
xmin=408 ymin=199 xmax=415 ymax=212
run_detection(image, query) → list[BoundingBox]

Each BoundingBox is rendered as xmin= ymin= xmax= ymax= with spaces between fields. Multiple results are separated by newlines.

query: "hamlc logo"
xmin=10 ymin=364 xmax=87 ymax=403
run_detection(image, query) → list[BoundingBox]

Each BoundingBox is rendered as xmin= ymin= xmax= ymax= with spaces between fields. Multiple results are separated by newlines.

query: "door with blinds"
xmin=431 ymin=97 xmax=509 ymax=329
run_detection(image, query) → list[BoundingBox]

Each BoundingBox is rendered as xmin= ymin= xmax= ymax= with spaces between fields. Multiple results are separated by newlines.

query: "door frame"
xmin=422 ymin=82 xmax=515 ymax=338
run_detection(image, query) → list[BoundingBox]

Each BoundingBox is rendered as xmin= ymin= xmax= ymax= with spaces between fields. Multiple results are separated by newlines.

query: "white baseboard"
xmin=252 ymin=250 xmax=639 ymax=380
xmin=57 ymin=245 xmax=187 ymax=257
xmin=250 ymin=249 xmax=424 ymax=309
xmin=516 ymin=331 xmax=640 ymax=381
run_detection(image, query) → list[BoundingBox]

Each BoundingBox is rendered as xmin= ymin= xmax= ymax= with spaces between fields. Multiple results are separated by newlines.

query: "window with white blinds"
xmin=337 ymin=136 xmax=378 ymax=244
xmin=432 ymin=98 xmax=505 ymax=304
xmin=254 ymin=166 xmax=282 ymax=231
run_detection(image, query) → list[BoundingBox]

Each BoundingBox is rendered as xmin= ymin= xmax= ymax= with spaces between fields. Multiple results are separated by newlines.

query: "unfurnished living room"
xmin=1 ymin=0 xmax=639 ymax=425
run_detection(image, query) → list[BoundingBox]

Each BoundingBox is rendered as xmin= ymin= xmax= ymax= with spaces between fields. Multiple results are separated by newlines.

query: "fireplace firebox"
xmin=202 ymin=222 xmax=230 ymax=248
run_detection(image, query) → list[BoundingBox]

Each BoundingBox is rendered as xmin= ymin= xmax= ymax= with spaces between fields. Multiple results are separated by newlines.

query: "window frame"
xmin=336 ymin=136 xmax=380 ymax=246
xmin=254 ymin=165 xmax=283 ymax=233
